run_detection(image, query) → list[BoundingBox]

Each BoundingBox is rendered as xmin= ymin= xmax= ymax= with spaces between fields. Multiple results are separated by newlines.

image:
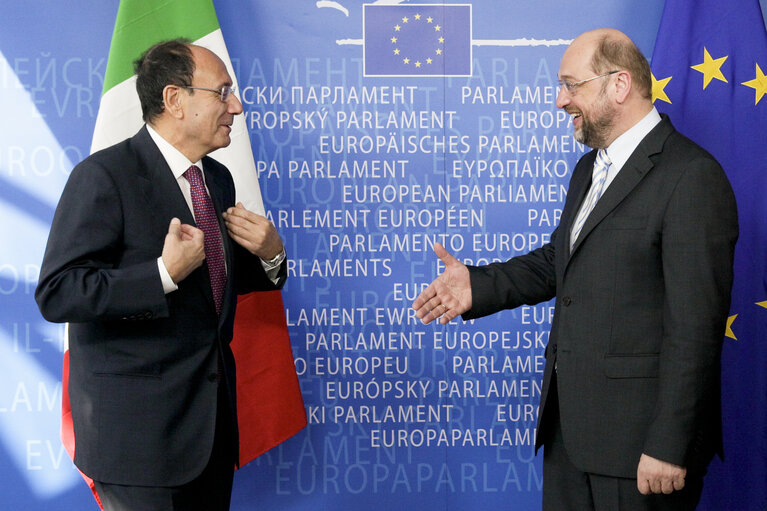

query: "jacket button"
xmin=562 ymin=297 xmax=572 ymax=306
xmin=208 ymin=373 xmax=218 ymax=382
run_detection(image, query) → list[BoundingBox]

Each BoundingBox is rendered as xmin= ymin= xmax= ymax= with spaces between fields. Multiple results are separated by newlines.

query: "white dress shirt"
xmin=569 ymin=107 xmax=662 ymax=243
xmin=602 ymin=107 xmax=662 ymax=190
xmin=146 ymin=125 xmax=284 ymax=293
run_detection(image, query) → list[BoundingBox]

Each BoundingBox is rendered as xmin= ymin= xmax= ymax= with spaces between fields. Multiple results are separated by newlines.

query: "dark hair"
xmin=591 ymin=34 xmax=652 ymax=100
xmin=134 ymin=39 xmax=195 ymax=123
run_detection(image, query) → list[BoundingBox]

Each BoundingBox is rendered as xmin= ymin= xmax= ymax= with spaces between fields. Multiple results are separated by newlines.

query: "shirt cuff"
xmin=260 ymin=249 xmax=286 ymax=284
xmin=157 ymin=257 xmax=179 ymax=294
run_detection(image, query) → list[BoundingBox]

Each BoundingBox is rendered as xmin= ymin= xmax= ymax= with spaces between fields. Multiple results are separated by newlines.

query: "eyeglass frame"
xmin=557 ymin=70 xmax=620 ymax=95
xmin=183 ymin=84 xmax=237 ymax=102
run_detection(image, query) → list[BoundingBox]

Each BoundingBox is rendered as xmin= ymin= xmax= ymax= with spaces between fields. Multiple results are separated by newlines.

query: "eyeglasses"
xmin=558 ymin=70 xmax=619 ymax=95
xmin=184 ymin=85 xmax=237 ymax=102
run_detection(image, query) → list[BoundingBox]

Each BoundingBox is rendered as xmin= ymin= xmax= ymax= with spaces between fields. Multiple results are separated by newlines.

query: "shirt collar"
xmin=146 ymin=124 xmax=203 ymax=180
xmin=605 ymin=107 xmax=662 ymax=172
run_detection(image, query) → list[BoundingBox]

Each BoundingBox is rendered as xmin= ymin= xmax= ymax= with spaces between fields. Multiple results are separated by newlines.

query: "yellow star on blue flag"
xmin=741 ymin=63 xmax=767 ymax=104
xmin=691 ymin=47 xmax=728 ymax=89
xmin=651 ymin=0 xmax=767 ymax=508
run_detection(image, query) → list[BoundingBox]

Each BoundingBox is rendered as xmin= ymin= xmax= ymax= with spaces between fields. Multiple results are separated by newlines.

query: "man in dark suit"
xmin=413 ymin=29 xmax=738 ymax=510
xmin=35 ymin=40 xmax=287 ymax=510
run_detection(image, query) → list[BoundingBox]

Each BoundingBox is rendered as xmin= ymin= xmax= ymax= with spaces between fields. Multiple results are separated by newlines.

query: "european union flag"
xmin=363 ymin=4 xmax=472 ymax=77
xmin=651 ymin=1 xmax=767 ymax=509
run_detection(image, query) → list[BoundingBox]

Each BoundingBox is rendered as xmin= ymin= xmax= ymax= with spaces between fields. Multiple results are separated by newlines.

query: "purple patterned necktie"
xmin=184 ymin=165 xmax=226 ymax=314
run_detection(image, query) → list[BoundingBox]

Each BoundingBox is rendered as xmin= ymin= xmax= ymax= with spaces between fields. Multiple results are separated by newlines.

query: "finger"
xmin=226 ymin=213 xmax=266 ymax=236
xmin=427 ymin=302 xmax=446 ymax=318
xmin=227 ymin=222 xmax=260 ymax=246
xmin=227 ymin=229 xmax=247 ymax=245
xmin=437 ymin=304 xmax=454 ymax=324
xmin=228 ymin=202 xmax=263 ymax=222
xmin=637 ymin=479 xmax=651 ymax=495
xmin=418 ymin=294 xmax=445 ymax=320
xmin=424 ymin=299 xmax=451 ymax=323
xmin=439 ymin=310 xmax=455 ymax=324
xmin=414 ymin=297 xmax=438 ymax=324
xmin=187 ymin=224 xmax=204 ymax=239
xmin=660 ymin=478 xmax=675 ymax=494
xmin=672 ymin=475 xmax=685 ymax=491
xmin=433 ymin=242 xmax=460 ymax=267
xmin=413 ymin=285 xmax=437 ymax=310
xmin=650 ymin=479 xmax=662 ymax=494
xmin=178 ymin=223 xmax=200 ymax=235
xmin=228 ymin=230 xmax=259 ymax=253
xmin=167 ymin=217 xmax=181 ymax=235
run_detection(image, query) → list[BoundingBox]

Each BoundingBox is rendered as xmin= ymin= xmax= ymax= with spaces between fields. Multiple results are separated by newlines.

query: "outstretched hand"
xmin=412 ymin=243 xmax=472 ymax=324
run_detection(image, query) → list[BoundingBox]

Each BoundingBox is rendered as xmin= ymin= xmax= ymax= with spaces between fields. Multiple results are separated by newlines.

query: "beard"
xmin=572 ymin=89 xmax=615 ymax=149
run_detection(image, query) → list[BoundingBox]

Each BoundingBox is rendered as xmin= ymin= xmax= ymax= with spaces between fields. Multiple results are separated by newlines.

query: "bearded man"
xmin=413 ymin=28 xmax=738 ymax=510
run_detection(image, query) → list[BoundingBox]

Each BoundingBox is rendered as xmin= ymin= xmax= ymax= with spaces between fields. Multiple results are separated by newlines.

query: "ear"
xmin=162 ymin=85 xmax=185 ymax=119
xmin=614 ymin=70 xmax=632 ymax=104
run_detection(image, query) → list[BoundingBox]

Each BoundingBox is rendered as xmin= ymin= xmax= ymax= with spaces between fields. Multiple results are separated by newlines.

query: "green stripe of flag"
xmin=103 ymin=0 xmax=220 ymax=95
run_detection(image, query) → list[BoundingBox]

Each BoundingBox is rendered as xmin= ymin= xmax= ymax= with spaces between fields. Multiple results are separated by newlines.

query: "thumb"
xmin=433 ymin=242 xmax=459 ymax=267
xmin=167 ymin=217 xmax=181 ymax=235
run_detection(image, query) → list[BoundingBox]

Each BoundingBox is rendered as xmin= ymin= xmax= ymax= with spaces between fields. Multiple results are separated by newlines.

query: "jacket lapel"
xmin=133 ymin=126 xmax=195 ymax=227
xmin=133 ymin=126 xmax=218 ymax=313
xmin=567 ymin=117 xmax=674 ymax=258
xmin=561 ymin=150 xmax=597 ymax=261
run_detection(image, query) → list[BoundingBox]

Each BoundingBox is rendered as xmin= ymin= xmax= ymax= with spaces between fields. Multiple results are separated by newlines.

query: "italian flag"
xmin=63 ymin=0 xmax=306 ymax=505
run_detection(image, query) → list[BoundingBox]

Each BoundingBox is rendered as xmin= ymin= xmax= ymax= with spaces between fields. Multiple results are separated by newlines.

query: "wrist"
xmin=262 ymin=248 xmax=285 ymax=268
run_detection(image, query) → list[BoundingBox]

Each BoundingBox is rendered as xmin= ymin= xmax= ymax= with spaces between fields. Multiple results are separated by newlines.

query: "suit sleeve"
xmin=231 ymin=242 xmax=287 ymax=295
xmin=642 ymin=156 xmax=738 ymax=465
xmin=463 ymin=227 xmax=558 ymax=320
xmin=35 ymin=159 xmax=168 ymax=323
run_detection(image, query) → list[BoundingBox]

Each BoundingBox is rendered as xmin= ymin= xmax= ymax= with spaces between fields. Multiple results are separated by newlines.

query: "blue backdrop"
xmin=1 ymin=1 xmax=765 ymax=510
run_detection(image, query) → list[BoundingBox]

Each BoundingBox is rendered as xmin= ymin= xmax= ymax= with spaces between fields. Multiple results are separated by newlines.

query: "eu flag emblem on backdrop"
xmin=651 ymin=1 xmax=767 ymax=509
xmin=363 ymin=4 xmax=472 ymax=77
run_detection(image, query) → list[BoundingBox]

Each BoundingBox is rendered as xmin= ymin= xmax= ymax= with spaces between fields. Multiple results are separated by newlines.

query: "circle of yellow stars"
xmin=652 ymin=46 xmax=767 ymax=105
xmin=390 ymin=13 xmax=445 ymax=69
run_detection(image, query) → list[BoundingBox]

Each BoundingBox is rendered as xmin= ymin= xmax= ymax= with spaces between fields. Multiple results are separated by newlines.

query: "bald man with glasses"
xmin=37 ymin=39 xmax=287 ymax=510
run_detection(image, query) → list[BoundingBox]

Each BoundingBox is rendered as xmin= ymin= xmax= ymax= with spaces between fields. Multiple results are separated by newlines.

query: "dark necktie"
xmin=184 ymin=165 xmax=226 ymax=314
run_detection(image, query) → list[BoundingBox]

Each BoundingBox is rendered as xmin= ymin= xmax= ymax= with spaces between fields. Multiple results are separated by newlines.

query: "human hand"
xmin=161 ymin=217 xmax=205 ymax=283
xmin=412 ymin=243 xmax=472 ymax=324
xmin=637 ymin=453 xmax=686 ymax=495
xmin=223 ymin=202 xmax=284 ymax=259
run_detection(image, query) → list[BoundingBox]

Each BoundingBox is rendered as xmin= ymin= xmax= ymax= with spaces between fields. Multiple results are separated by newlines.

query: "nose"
xmin=556 ymin=86 xmax=570 ymax=109
xmin=228 ymin=91 xmax=243 ymax=115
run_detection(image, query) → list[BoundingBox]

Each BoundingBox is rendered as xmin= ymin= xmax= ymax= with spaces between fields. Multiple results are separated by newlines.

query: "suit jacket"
xmin=35 ymin=126 xmax=286 ymax=486
xmin=464 ymin=116 xmax=738 ymax=478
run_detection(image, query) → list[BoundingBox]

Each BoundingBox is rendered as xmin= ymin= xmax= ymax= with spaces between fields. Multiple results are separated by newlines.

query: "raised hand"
xmin=412 ymin=243 xmax=472 ymax=324
xmin=161 ymin=217 xmax=205 ymax=283
xmin=223 ymin=202 xmax=284 ymax=260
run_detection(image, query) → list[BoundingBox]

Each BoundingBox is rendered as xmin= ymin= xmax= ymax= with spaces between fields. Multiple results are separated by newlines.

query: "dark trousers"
xmin=541 ymin=375 xmax=705 ymax=511
xmin=94 ymin=384 xmax=236 ymax=511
